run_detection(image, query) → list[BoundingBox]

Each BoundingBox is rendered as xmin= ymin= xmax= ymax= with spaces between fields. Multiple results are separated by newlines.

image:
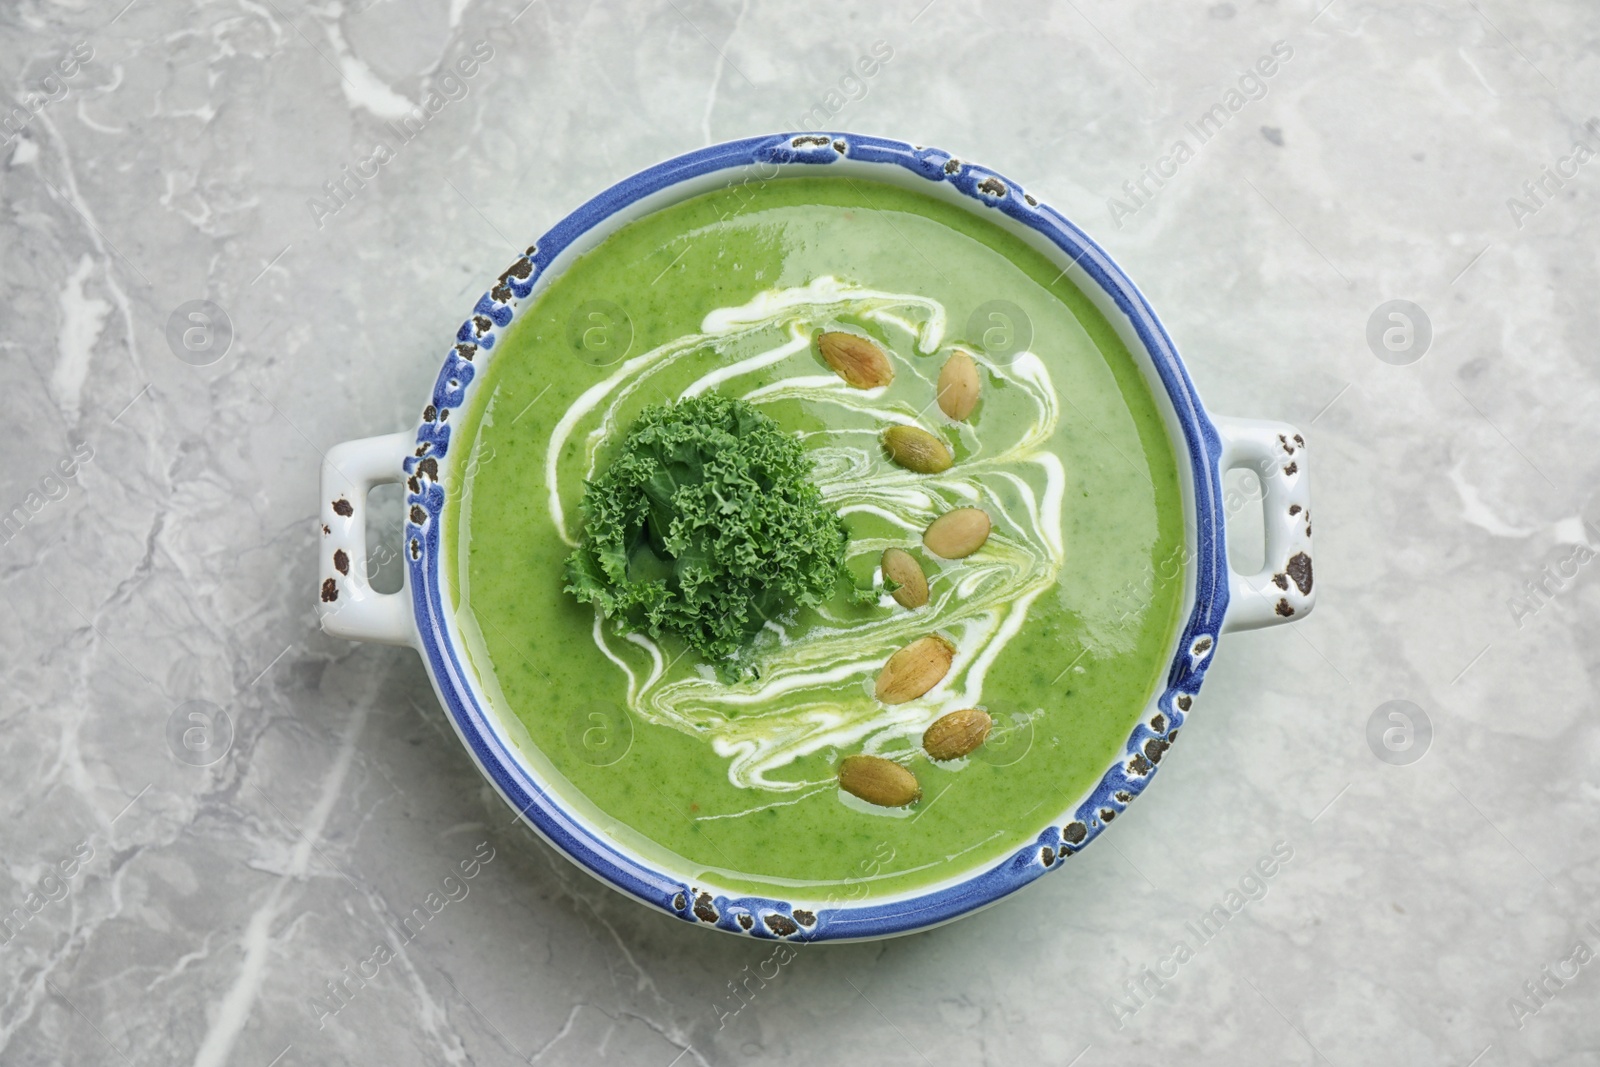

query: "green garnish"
xmin=565 ymin=393 xmax=848 ymax=673
xmin=848 ymin=574 xmax=900 ymax=607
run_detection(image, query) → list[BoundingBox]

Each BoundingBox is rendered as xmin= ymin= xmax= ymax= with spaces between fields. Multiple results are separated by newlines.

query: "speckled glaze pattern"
xmin=322 ymin=132 xmax=1311 ymax=941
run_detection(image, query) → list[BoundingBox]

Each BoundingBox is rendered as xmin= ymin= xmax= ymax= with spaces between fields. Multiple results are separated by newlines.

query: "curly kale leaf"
xmin=565 ymin=393 xmax=849 ymax=672
xmin=847 ymin=574 xmax=900 ymax=606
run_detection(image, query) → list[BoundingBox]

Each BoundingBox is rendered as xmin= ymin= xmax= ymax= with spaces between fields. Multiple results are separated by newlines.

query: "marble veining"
xmin=1 ymin=0 xmax=1598 ymax=1064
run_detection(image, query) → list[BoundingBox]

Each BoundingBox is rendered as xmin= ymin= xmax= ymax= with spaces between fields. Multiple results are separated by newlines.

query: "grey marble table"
xmin=3 ymin=1 xmax=1598 ymax=1064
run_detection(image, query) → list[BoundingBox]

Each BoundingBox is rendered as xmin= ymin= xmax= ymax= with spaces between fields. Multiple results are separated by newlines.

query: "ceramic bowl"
xmin=316 ymin=133 xmax=1315 ymax=941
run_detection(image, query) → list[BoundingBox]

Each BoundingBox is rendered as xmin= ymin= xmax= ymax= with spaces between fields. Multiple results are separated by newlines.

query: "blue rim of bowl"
xmin=400 ymin=132 xmax=1229 ymax=941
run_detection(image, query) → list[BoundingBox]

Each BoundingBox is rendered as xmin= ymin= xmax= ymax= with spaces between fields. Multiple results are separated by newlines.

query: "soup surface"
xmin=445 ymin=175 xmax=1184 ymax=901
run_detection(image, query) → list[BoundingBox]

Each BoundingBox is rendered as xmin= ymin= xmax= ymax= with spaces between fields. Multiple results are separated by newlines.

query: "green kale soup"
xmin=445 ymin=176 xmax=1185 ymax=901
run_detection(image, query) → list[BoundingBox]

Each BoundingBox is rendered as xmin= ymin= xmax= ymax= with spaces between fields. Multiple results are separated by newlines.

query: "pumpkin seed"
xmin=838 ymin=754 xmax=921 ymax=807
xmin=880 ymin=548 xmax=928 ymax=610
xmin=818 ymin=331 xmax=894 ymax=389
xmin=882 ymin=425 xmax=953 ymax=474
xmin=923 ymin=507 xmax=991 ymax=559
xmin=937 ymin=351 xmax=981 ymax=421
xmin=923 ymin=708 xmax=993 ymax=760
xmin=875 ymin=634 xmax=955 ymax=704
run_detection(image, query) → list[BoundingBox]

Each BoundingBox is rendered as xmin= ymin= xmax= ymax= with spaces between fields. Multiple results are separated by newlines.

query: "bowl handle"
xmin=316 ymin=432 xmax=416 ymax=647
xmin=1213 ymin=415 xmax=1315 ymax=633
